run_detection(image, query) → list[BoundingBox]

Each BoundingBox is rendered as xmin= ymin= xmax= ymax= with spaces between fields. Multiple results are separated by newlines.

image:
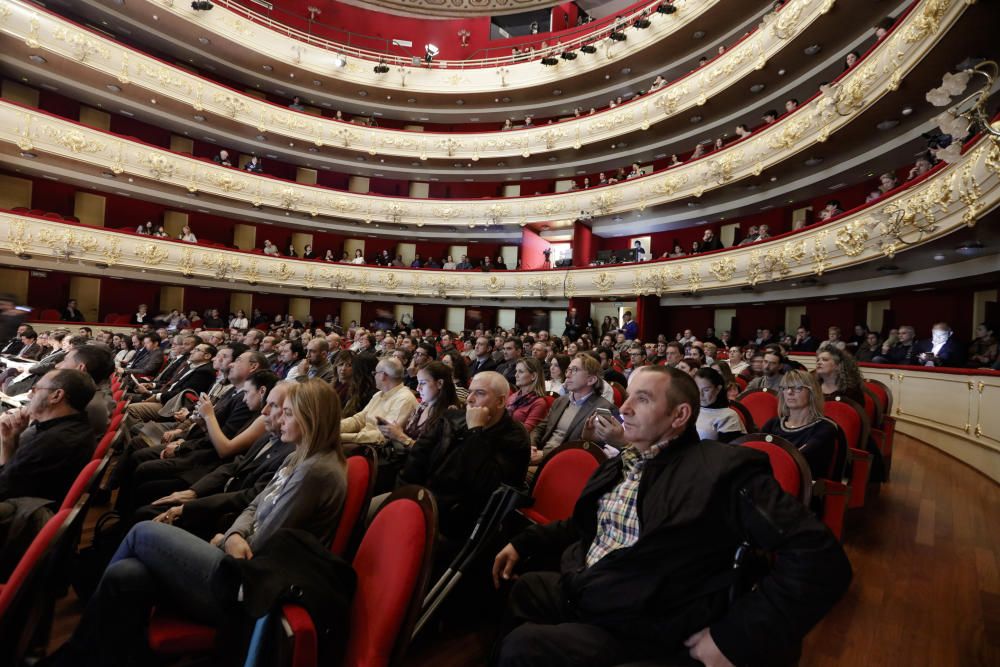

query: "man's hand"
xmin=160 ymin=442 xmax=181 ymax=459
xmin=161 ymin=429 xmax=183 ymax=444
xmin=685 ymin=629 xmax=734 ymax=667
xmin=492 ymin=543 xmax=521 ymax=589
xmin=0 ymin=407 xmax=29 ymax=440
xmin=466 ymin=405 xmax=491 ymax=429
xmin=223 ymin=534 xmax=253 ymax=560
xmin=172 ymin=408 xmax=190 ymax=422
xmin=152 ymin=489 xmax=197 ymax=506
xmin=196 ymin=395 xmax=216 ymax=421
xmin=134 ymin=384 xmax=151 ymax=395
xmin=529 ymin=445 xmax=544 ymax=465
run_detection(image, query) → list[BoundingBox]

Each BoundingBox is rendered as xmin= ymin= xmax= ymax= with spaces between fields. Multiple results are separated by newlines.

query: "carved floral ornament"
xmin=3 ymin=0 xmax=830 ymax=161
xmin=0 ymin=0 xmax=969 ymax=228
xmin=0 ymin=131 xmax=995 ymax=300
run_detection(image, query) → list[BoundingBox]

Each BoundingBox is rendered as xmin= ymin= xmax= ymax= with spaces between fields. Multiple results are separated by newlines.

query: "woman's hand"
xmin=153 ymin=505 xmax=183 ymax=524
xmin=529 ymin=445 xmax=544 ymax=465
xmin=196 ymin=395 xmax=216 ymax=422
xmin=377 ymin=419 xmax=406 ymax=443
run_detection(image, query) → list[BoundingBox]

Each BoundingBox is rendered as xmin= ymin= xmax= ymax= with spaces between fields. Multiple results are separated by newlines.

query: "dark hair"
xmin=550 ymin=353 xmax=571 ymax=379
xmin=68 ymin=334 xmax=91 ymax=348
xmin=285 ymin=340 xmax=305 ymax=360
xmin=199 ymin=343 xmax=218 ymax=358
xmin=244 ymin=351 xmax=270 ymax=370
xmin=143 ymin=332 xmax=161 ymax=345
xmin=47 ymin=368 xmax=97 ymax=412
xmin=66 ymin=345 xmax=115 ymax=384
xmin=441 ymin=349 xmax=469 ymax=386
xmin=504 ymin=337 xmax=524 ymax=352
xmin=245 ymin=369 xmax=279 ymax=395
xmin=695 ymin=367 xmax=730 ymax=409
xmin=225 ymin=342 xmax=249 ymax=359
xmin=416 ymin=342 xmax=437 ymax=360
xmin=417 ymin=361 xmax=461 ymax=424
xmin=22 ymin=329 xmax=37 ymax=341
xmin=344 ymin=352 xmax=377 ymax=416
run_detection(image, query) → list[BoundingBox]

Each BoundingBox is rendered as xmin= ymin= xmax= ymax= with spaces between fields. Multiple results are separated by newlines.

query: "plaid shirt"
xmin=585 ymin=442 xmax=665 ymax=566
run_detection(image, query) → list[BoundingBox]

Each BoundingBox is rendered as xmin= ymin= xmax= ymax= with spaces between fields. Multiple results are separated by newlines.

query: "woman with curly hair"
xmin=440 ymin=349 xmax=470 ymax=402
xmin=333 ymin=350 xmax=377 ymax=418
xmin=814 ymin=346 xmax=865 ymax=404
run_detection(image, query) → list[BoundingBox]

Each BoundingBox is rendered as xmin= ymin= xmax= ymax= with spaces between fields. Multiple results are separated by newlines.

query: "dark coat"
xmin=530 ymin=391 xmax=618 ymax=454
xmin=510 ymin=427 xmax=852 ymax=666
xmin=399 ymin=410 xmax=529 ymax=538
xmin=157 ymin=362 xmax=216 ymax=404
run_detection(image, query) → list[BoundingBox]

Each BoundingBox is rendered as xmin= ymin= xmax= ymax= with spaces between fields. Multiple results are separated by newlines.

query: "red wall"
xmin=520 ymin=227 xmax=549 ymax=270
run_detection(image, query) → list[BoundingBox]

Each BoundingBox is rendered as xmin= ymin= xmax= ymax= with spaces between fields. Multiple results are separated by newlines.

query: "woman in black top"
xmin=814 ymin=346 xmax=865 ymax=404
xmin=761 ymin=369 xmax=843 ymax=480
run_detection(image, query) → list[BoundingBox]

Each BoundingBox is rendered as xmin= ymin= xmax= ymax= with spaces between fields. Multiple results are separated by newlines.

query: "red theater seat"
xmin=520 ymin=441 xmax=606 ymax=525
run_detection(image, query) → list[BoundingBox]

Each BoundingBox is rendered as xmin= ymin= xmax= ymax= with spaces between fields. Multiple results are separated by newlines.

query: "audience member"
xmin=917 ymin=322 xmax=965 ymax=367
xmin=815 ymin=346 xmax=865 ymax=404
xmin=212 ymin=149 xmax=233 ymax=167
xmin=694 ymin=367 xmax=746 ymax=442
xmin=506 ymin=357 xmax=550 ymax=433
xmin=340 ymin=358 xmax=417 ymax=446
xmin=762 ymin=370 xmax=842 ymax=480
xmin=967 ymin=323 xmax=997 ymax=368
xmin=745 ymin=350 xmax=783 ymax=391
xmin=493 ymin=366 xmax=851 ymax=667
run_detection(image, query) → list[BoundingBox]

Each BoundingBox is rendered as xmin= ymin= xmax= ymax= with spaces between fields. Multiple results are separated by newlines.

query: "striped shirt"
xmin=585 ymin=442 xmax=665 ymax=566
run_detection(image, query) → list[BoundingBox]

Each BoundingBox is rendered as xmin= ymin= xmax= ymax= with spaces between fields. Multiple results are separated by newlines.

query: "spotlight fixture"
xmin=333 ymin=54 xmax=347 ymax=68
xmin=424 ymin=44 xmax=439 ymax=63
xmin=373 ymin=59 xmax=390 ymax=74
xmin=190 ymin=1 xmax=213 ymax=10
xmin=634 ymin=18 xmax=651 ymax=29
xmin=657 ymin=2 xmax=677 ymax=14
xmin=609 ymin=31 xmax=627 ymax=42
xmin=560 ymin=50 xmax=577 ymax=61
xmin=541 ymin=56 xmax=559 ymax=66
xmin=580 ymin=44 xmax=597 ymax=54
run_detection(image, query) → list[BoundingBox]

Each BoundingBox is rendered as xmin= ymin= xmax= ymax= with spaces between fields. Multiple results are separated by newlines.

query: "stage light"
xmin=424 ymin=44 xmax=439 ymax=63
xmin=609 ymin=31 xmax=627 ymax=42
xmin=657 ymin=2 xmax=677 ymax=14
xmin=560 ymin=50 xmax=577 ymax=60
xmin=373 ymin=59 xmax=390 ymax=74
xmin=191 ymin=1 xmax=214 ymax=10
xmin=634 ymin=18 xmax=651 ymax=29
xmin=333 ymin=54 xmax=347 ymax=68
xmin=580 ymin=44 xmax=597 ymax=54
xmin=541 ymin=56 xmax=559 ymax=66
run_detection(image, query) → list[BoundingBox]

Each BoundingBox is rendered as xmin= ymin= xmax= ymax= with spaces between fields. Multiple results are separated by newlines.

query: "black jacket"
xmin=510 ymin=427 xmax=852 ymax=666
xmin=125 ymin=347 xmax=164 ymax=376
xmin=182 ymin=434 xmax=295 ymax=533
xmin=469 ymin=356 xmax=498 ymax=377
xmin=399 ymin=410 xmax=529 ymax=539
xmin=157 ymin=362 xmax=215 ymax=404
xmin=916 ymin=337 xmax=966 ymax=367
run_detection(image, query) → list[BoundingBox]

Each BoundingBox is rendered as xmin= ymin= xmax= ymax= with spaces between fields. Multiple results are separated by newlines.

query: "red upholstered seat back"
xmin=60 ymin=460 xmax=101 ymax=511
xmin=738 ymin=391 xmax=778 ymax=429
xmin=865 ymin=380 xmax=891 ymax=413
xmin=523 ymin=449 xmax=600 ymax=525
xmin=862 ymin=392 xmax=878 ymax=426
xmin=330 ymin=455 xmax=372 ymax=557
xmin=611 ymin=383 xmax=625 ymax=407
xmin=344 ymin=498 xmax=428 ymax=667
xmin=824 ymin=400 xmax=862 ymax=451
xmin=740 ymin=441 xmax=803 ymax=500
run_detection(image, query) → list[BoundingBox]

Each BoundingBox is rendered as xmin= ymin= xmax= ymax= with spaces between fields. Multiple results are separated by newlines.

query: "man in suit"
xmin=917 ymin=322 xmax=966 ymax=368
xmin=495 ymin=338 xmax=523 ymax=387
xmin=124 ymin=343 xmax=216 ymax=423
xmin=133 ymin=381 xmax=294 ymax=538
xmin=9 ymin=329 xmax=41 ymax=361
xmin=122 ymin=333 xmax=164 ymax=377
xmin=530 ymin=353 xmax=618 ymax=463
xmin=621 ymin=311 xmax=639 ymax=341
xmin=470 ymin=336 xmax=499 ymax=377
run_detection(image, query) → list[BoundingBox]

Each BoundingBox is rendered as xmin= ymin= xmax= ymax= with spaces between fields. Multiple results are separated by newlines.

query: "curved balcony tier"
xmin=0 ymin=0 xmax=970 ymax=229
xmin=81 ymin=0 xmax=718 ymax=89
xmin=2 ymin=127 xmax=996 ymax=299
xmin=1 ymin=0 xmax=835 ymax=161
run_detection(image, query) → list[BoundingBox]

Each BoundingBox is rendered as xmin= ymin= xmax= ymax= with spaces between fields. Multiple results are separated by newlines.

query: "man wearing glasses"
xmin=340 ymin=358 xmax=417 ymax=446
xmin=0 ymin=369 xmax=97 ymax=503
xmin=530 ymin=354 xmax=618 ymax=464
xmin=745 ymin=350 xmax=785 ymax=392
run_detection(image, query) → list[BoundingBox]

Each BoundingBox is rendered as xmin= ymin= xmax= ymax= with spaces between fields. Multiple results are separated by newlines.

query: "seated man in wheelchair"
xmin=492 ymin=365 xmax=852 ymax=667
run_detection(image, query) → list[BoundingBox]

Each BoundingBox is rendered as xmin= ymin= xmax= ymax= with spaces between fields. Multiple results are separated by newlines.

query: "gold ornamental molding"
xmin=338 ymin=0 xmax=564 ymax=19
xmin=0 ymin=0 xmax=972 ymax=227
xmin=95 ymin=0 xmax=718 ymax=91
xmin=0 ymin=0 xmax=831 ymax=162
xmin=2 ymin=128 xmax=997 ymax=299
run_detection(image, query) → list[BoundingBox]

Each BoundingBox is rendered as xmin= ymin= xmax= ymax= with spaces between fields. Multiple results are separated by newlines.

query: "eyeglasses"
xmin=781 ymin=385 xmax=810 ymax=393
xmin=564 ymin=366 xmax=583 ymax=375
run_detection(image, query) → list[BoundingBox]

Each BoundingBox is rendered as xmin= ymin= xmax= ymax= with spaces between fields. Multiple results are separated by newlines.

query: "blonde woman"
xmin=506 ymin=357 xmax=550 ymax=432
xmin=55 ymin=379 xmax=347 ymax=664
xmin=760 ymin=369 xmax=841 ymax=480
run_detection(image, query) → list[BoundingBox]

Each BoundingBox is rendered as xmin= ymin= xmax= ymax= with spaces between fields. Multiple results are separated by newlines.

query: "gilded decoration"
xmin=835 ymin=222 xmax=869 ymax=256
xmin=812 ymin=231 xmax=830 ymax=275
xmin=135 ymin=243 xmax=169 ymax=265
xmin=593 ymin=272 xmax=616 ymax=293
xmin=0 ymin=0 xmax=839 ymax=161
xmin=7 ymin=220 xmax=31 ymax=256
xmin=485 ymin=275 xmax=505 ymax=293
xmin=709 ymin=256 xmax=737 ymax=282
xmin=142 ymin=152 xmax=176 ymax=180
xmin=43 ymin=126 xmax=104 ymax=154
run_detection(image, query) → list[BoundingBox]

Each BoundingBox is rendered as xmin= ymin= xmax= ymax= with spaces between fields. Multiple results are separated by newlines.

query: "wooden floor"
xmin=48 ymin=433 xmax=1000 ymax=666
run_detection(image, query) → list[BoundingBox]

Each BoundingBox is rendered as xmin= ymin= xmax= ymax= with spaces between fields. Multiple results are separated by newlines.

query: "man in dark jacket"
xmin=492 ymin=366 xmax=852 ymax=667
xmin=873 ymin=325 xmax=921 ymax=365
xmin=133 ymin=381 xmax=294 ymax=537
xmin=397 ymin=370 xmax=529 ymax=539
xmin=122 ymin=333 xmax=164 ymax=377
xmin=915 ymin=322 xmax=965 ymax=368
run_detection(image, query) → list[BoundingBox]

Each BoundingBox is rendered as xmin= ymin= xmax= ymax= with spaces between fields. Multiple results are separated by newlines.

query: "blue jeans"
xmin=67 ymin=521 xmax=241 ymax=666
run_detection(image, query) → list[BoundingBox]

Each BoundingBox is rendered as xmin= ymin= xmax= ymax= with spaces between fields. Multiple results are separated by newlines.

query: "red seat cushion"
xmin=739 ymin=392 xmax=778 ymax=429
xmin=147 ymin=613 xmax=217 ymax=653
xmin=330 ymin=455 xmax=371 ymax=556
